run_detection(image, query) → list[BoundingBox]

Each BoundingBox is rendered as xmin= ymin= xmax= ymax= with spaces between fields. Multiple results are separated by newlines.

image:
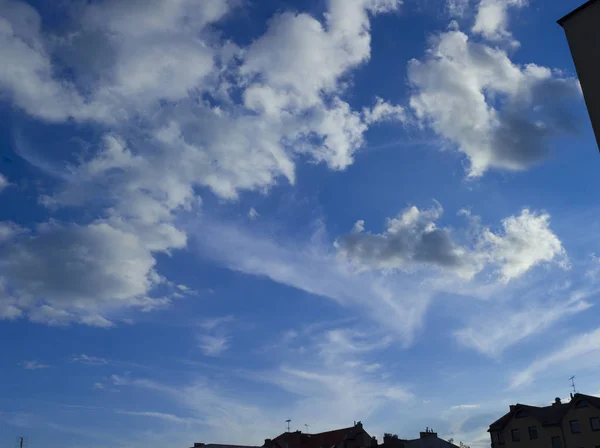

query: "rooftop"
xmin=558 ymin=0 xmax=600 ymax=26
xmin=270 ymin=423 xmax=369 ymax=448
xmin=488 ymin=393 xmax=600 ymax=432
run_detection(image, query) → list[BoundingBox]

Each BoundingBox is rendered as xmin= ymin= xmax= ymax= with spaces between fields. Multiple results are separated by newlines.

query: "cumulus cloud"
xmin=472 ymin=0 xmax=526 ymax=44
xmin=363 ymin=97 xmax=406 ymax=125
xmin=0 ymin=220 xmax=172 ymax=326
xmin=408 ymin=28 xmax=581 ymax=177
xmin=0 ymin=0 xmax=410 ymax=327
xmin=336 ymin=202 xmax=480 ymax=279
xmin=336 ymin=204 xmax=566 ymax=282
xmin=481 ymin=209 xmax=567 ymax=282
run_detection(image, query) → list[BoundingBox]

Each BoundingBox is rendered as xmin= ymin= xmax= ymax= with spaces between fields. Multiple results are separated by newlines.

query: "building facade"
xmin=488 ymin=393 xmax=600 ymax=448
xmin=559 ymin=0 xmax=600 ymax=151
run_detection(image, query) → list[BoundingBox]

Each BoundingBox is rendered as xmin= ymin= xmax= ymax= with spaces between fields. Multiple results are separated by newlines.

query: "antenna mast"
xmin=305 ymin=424 xmax=310 ymax=434
xmin=286 ymin=419 xmax=291 ymax=433
xmin=570 ymin=376 xmax=577 ymax=395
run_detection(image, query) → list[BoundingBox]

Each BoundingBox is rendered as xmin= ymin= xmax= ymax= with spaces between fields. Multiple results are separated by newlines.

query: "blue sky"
xmin=1 ymin=0 xmax=600 ymax=447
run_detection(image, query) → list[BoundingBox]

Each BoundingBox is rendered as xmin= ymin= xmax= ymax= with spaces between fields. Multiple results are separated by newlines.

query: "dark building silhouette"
xmin=265 ymin=422 xmax=373 ymax=448
xmin=191 ymin=422 xmax=457 ymax=448
xmin=488 ymin=393 xmax=600 ymax=448
xmin=558 ymin=0 xmax=600 ymax=150
xmin=380 ymin=429 xmax=457 ymax=448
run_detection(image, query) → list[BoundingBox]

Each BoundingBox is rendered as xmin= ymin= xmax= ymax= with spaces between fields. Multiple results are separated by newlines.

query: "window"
xmin=497 ymin=432 xmax=505 ymax=445
xmin=576 ymin=400 xmax=589 ymax=408
xmin=571 ymin=420 xmax=581 ymax=434
xmin=528 ymin=426 xmax=538 ymax=440
xmin=551 ymin=436 xmax=562 ymax=448
xmin=591 ymin=417 xmax=600 ymax=431
xmin=511 ymin=429 xmax=520 ymax=442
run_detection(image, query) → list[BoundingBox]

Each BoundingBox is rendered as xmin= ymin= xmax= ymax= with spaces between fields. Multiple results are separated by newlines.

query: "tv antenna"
xmin=305 ymin=424 xmax=310 ymax=434
xmin=286 ymin=419 xmax=291 ymax=433
xmin=570 ymin=376 xmax=577 ymax=395
xmin=15 ymin=436 xmax=28 ymax=448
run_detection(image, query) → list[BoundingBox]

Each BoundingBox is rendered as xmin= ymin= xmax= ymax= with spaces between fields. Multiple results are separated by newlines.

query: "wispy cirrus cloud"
xmin=116 ymin=410 xmax=194 ymax=425
xmin=71 ymin=354 xmax=109 ymax=366
xmin=22 ymin=360 xmax=50 ymax=370
xmin=110 ymin=325 xmax=413 ymax=443
xmin=509 ymin=327 xmax=600 ymax=389
xmin=451 ymin=404 xmax=480 ymax=410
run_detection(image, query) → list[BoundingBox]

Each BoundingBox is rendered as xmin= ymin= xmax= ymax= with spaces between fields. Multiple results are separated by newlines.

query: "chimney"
xmin=570 ymin=393 xmax=574 ymax=400
xmin=420 ymin=428 xmax=437 ymax=439
xmin=509 ymin=405 xmax=516 ymax=412
xmin=553 ymin=397 xmax=562 ymax=406
xmin=264 ymin=439 xmax=272 ymax=447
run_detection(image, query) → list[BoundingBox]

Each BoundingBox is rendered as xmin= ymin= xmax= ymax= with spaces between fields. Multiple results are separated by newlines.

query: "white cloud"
xmin=481 ymin=209 xmax=567 ymax=282
xmin=23 ymin=360 xmax=49 ymax=370
xmin=238 ymin=0 xmax=403 ymax=170
xmin=408 ymin=27 xmax=580 ymax=177
xmin=336 ymin=205 xmax=565 ymax=282
xmin=0 ymin=0 xmax=409 ymax=328
xmin=472 ymin=0 xmax=526 ymax=44
xmin=363 ymin=97 xmax=406 ymax=125
xmin=0 ymin=0 xmax=93 ymax=122
xmin=93 ymin=383 xmax=105 ymax=390
xmin=510 ymin=327 xmax=600 ymax=389
xmin=241 ymin=0 xmax=401 ymax=108
xmin=0 ymin=0 xmax=229 ymax=123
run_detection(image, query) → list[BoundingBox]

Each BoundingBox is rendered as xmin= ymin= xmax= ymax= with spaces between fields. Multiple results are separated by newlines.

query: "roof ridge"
xmin=312 ymin=427 xmax=355 ymax=436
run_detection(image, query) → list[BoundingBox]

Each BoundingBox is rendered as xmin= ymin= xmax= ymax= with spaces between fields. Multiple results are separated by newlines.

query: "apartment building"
xmin=488 ymin=393 xmax=600 ymax=448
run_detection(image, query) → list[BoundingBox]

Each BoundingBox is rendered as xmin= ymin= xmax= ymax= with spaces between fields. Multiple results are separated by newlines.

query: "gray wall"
xmin=562 ymin=0 xmax=600 ymax=150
